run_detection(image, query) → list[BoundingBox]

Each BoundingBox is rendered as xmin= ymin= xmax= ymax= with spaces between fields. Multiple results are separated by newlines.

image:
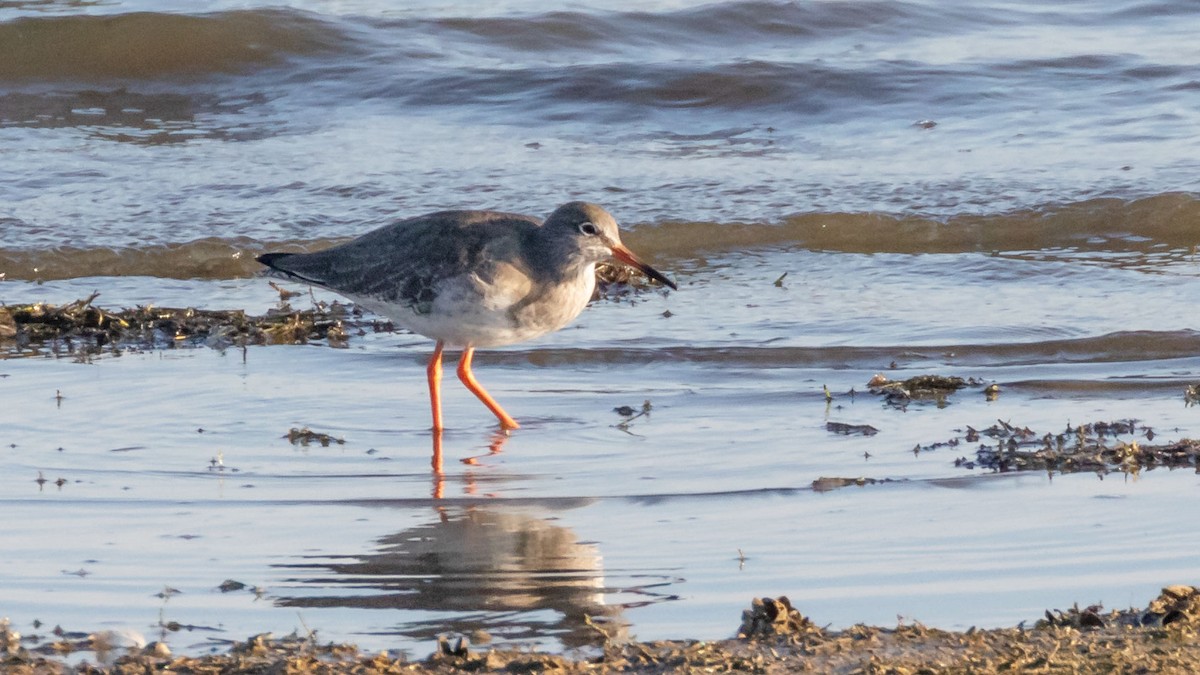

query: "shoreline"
xmin=6 ymin=587 xmax=1199 ymax=674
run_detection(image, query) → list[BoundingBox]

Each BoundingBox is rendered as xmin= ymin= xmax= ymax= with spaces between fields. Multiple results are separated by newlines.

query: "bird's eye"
xmin=578 ymin=222 xmax=599 ymax=236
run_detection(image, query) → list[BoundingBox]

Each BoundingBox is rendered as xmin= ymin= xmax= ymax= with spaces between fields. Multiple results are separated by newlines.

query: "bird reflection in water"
xmin=429 ymin=430 xmax=509 ymax=499
xmin=273 ymin=507 xmax=629 ymax=649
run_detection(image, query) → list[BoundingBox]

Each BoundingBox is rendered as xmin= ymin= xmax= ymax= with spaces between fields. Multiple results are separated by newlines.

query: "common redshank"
xmin=257 ymin=201 xmax=676 ymax=434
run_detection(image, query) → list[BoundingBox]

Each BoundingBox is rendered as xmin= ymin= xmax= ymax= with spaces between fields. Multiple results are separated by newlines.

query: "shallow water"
xmin=2 ymin=0 xmax=1200 ymax=660
xmin=4 ymin=247 xmax=1200 ymax=654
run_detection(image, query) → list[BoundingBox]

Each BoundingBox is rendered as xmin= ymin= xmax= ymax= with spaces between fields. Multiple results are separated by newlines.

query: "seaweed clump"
xmin=737 ymin=596 xmax=824 ymax=641
xmin=285 ymin=427 xmax=346 ymax=447
xmin=1040 ymin=585 xmax=1200 ymax=630
xmin=867 ymin=373 xmax=985 ymax=409
xmin=949 ymin=418 xmax=1200 ymax=475
xmin=0 ymin=293 xmax=392 ymax=360
xmin=594 ymin=261 xmax=674 ymax=303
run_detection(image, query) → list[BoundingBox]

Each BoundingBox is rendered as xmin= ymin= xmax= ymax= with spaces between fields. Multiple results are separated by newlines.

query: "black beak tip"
xmin=646 ymin=266 xmax=678 ymax=291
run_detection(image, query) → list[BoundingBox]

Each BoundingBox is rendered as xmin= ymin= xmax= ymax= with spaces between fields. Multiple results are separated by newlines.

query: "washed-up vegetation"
xmin=285 ymin=427 xmax=346 ymax=447
xmin=866 ymin=373 xmax=992 ymax=409
xmin=853 ymin=372 xmax=1198 ymax=476
xmin=0 ymin=290 xmax=383 ymax=359
xmin=943 ymin=418 xmax=1200 ymax=475
xmin=6 ymin=586 xmax=1200 ymax=674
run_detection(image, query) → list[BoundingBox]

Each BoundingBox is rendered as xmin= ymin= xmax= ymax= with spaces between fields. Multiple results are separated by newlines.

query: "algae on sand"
xmin=6 ymin=586 xmax=1200 ymax=674
xmin=0 ymin=293 xmax=389 ymax=359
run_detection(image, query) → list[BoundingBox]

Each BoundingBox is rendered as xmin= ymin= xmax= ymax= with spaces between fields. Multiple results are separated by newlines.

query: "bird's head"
xmin=543 ymin=202 xmax=677 ymax=290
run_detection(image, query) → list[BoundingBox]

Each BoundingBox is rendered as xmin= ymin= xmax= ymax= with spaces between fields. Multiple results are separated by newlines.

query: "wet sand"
xmin=7 ymin=586 xmax=1200 ymax=673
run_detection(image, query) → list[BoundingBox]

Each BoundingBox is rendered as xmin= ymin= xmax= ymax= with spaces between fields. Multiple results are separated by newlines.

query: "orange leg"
xmin=456 ymin=346 xmax=520 ymax=430
xmin=428 ymin=344 xmax=446 ymax=482
xmin=430 ymin=433 xmax=445 ymax=498
xmin=431 ymin=427 xmax=444 ymax=478
xmin=427 ymin=341 xmax=445 ymax=432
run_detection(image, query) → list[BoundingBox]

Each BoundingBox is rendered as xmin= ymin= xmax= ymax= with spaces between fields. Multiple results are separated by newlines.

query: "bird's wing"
xmin=266 ymin=211 xmax=541 ymax=309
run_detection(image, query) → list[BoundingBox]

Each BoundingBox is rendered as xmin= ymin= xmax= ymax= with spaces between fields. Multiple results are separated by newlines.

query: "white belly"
xmin=347 ymin=270 xmax=595 ymax=348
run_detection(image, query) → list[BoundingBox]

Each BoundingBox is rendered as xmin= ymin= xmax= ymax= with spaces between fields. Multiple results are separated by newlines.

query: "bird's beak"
xmin=611 ymin=243 xmax=678 ymax=290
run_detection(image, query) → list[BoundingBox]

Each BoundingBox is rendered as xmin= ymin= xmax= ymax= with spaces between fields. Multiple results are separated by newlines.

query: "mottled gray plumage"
xmin=257 ymin=201 xmax=675 ymax=348
xmin=260 ymin=210 xmax=542 ymax=316
xmin=257 ymin=201 xmax=675 ymax=434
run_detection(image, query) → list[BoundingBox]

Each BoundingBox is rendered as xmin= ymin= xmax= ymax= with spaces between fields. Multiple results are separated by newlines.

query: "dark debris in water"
xmin=867 ymin=373 xmax=989 ymax=409
xmin=8 ymin=587 xmax=1200 ymax=674
xmin=285 ymin=427 xmax=346 ymax=447
xmin=612 ymin=400 xmax=654 ymax=433
xmin=943 ymin=418 xmax=1200 ymax=475
xmin=0 ymin=292 xmax=392 ymax=360
xmin=825 ymin=421 xmax=878 ymax=436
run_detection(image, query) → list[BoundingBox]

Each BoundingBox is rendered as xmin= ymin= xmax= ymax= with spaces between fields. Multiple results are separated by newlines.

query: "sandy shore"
xmin=6 ymin=586 xmax=1199 ymax=674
